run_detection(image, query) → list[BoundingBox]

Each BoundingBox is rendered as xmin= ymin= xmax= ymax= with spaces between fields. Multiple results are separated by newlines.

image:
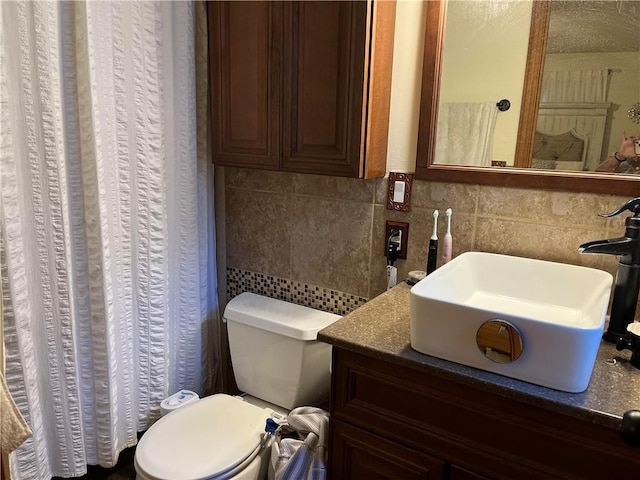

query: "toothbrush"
xmin=442 ymin=208 xmax=453 ymax=264
xmin=426 ymin=210 xmax=439 ymax=274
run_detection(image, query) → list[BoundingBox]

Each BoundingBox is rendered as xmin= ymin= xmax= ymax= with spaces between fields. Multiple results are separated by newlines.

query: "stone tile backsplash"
xmin=224 ymin=167 xmax=635 ymax=317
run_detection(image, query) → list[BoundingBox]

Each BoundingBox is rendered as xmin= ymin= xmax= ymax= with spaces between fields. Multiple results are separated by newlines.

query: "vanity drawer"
xmin=330 ymin=348 xmax=639 ymax=480
xmin=330 ymin=418 xmax=446 ymax=479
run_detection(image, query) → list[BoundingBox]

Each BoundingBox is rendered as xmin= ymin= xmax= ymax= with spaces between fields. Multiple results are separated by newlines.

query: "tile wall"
xmin=222 ymin=166 xmax=637 ymax=319
xmin=226 ymin=268 xmax=368 ymax=316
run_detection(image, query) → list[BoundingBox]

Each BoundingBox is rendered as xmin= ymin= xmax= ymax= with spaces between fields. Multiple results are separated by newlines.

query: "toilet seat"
xmin=134 ymin=394 xmax=273 ymax=480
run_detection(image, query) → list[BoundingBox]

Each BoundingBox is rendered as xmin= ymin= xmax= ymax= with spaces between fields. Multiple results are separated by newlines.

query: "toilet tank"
xmin=223 ymin=292 xmax=341 ymax=410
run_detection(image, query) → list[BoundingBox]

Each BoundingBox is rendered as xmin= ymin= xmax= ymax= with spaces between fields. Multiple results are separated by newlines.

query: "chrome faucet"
xmin=578 ymin=197 xmax=640 ymax=344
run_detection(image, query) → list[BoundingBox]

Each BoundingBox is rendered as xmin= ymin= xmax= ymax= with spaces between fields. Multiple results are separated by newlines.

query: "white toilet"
xmin=134 ymin=292 xmax=341 ymax=480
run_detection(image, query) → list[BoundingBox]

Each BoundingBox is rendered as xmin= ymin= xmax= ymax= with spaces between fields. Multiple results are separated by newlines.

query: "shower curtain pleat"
xmin=0 ymin=1 xmax=218 ymax=478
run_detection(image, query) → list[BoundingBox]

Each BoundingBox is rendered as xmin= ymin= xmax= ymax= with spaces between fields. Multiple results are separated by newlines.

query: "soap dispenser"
xmin=578 ymin=197 xmax=640 ymax=344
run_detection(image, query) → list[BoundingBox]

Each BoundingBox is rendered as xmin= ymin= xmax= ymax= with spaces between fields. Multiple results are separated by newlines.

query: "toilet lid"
xmin=135 ymin=394 xmax=271 ymax=480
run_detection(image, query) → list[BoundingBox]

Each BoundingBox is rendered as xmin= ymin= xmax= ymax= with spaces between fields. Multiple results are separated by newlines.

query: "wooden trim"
xmin=513 ymin=0 xmax=551 ymax=168
xmin=361 ymin=0 xmax=396 ymax=179
xmin=415 ymin=0 xmax=446 ymax=175
xmin=416 ymin=163 xmax=640 ymax=195
xmin=1 ymin=453 xmax=9 ymax=480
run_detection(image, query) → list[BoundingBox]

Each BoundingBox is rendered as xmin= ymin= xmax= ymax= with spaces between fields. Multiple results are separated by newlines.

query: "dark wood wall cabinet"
xmin=208 ymin=1 xmax=395 ymax=178
xmin=329 ymin=348 xmax=640 ymax=480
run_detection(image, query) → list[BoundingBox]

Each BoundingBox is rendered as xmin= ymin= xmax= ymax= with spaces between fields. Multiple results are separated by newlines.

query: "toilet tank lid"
xmin=223 ymin=292 xmax=341 ymax=340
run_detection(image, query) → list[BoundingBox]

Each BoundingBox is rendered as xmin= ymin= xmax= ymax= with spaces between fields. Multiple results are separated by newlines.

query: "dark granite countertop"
xmin=318 ymin=282 xmax=640 ymax=430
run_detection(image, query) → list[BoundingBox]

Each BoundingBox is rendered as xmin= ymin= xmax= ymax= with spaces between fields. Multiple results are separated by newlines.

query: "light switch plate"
xmin=386 ymin=172 xmax=412 ymax=212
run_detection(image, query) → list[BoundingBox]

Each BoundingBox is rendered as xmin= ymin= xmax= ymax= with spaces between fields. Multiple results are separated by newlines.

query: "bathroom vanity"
xmin=318 ymin=283 xmax=640 ymax=479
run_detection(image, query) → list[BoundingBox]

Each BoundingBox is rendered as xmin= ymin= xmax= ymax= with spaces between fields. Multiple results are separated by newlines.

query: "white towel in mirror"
xmin=435 ymin=102 xmax=498 ymax=166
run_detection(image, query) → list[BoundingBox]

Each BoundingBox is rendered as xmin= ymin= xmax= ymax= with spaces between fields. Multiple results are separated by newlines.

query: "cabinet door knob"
xmin=621 ymin=410 xmax=640 ymax=447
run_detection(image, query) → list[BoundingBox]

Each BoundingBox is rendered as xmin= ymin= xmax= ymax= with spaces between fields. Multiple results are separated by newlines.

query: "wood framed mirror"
xmin=415 ymin=0 xmax=640 ymax=196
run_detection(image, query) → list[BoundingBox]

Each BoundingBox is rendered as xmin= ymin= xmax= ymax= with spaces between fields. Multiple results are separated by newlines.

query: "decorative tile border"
xmin=226 ymin=267 xmax=368 ymax=316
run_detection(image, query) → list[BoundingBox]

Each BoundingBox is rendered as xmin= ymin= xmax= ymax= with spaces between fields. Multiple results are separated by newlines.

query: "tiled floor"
xmin=52 ymin=446 xmax=136 ymax=480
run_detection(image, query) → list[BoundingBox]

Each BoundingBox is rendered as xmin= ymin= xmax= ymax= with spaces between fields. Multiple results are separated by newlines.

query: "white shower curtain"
xmin=0 ymin=1 xmax=218 ymax=479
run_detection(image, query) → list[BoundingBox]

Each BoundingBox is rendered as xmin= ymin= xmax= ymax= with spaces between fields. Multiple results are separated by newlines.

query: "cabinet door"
xmin=208 ymin=2 xmax=281 ymax=169
xmin=330 ymin=418 xmax=446 ymax=480
xmin=282 ymin=1 xmax=367 ymax=177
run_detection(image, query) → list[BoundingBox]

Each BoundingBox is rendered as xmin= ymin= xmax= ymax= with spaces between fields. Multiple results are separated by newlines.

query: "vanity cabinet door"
xmin=330 ymin=418 xmax=446 ymax=480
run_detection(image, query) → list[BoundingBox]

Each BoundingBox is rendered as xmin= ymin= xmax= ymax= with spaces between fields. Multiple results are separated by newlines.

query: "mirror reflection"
xmin=434 ymin=0 xmax=640 ymax=175
xmin=476 ymin=319 xmax=524 ymax=364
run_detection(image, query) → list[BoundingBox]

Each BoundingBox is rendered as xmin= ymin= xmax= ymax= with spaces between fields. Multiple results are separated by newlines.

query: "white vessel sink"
xmin=410 ymin=252 xmax=613 ymax=393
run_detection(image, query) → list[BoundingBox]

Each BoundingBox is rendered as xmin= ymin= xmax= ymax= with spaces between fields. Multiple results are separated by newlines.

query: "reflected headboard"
xmin=532 ymin=129 xmax=588 ymax=171
xmin=535 ymin=102 xmax=610 ymax=171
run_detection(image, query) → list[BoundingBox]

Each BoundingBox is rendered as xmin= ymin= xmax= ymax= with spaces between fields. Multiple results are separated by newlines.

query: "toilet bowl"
xmin=134 ymin=293 xmax=340 ymax=480
xmin=134 ymin=394 xmax=276 ymax=480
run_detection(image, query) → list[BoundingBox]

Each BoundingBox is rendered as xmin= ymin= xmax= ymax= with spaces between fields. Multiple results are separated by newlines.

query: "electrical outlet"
xmin=385 ymin=221 xmax=409 ymax=259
